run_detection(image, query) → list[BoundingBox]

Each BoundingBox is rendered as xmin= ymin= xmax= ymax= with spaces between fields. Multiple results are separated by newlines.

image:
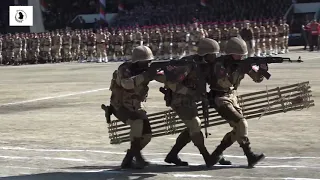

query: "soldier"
xmin=154 ymin=38 xmax=217 ymax=167
xmin=109 ymin=46 xmax=156 ymax=169
xmin=283 ymin=20 xmax=290 ymax=53
xmin=208 ymin=37 xmax=266 ymax=167
xmin=79 ymin=30 xmax=87 ymax=62
xmin=240 ymin=21 xmax=254 ymax=57
xmin=13 ymin=33 xmax=22 ymax=65
xmin=176 ymin=25 xmax=188 ymax=57
xmin=87 ymin=31 xmax=96 ymax=62
xmin=51 ymin=31 xmax=62 ymax=63
xmin=229 ymin=22 xmax=239 ymax=38
xmin=162 ymin=27 xmax=173 ymax=59
xmin=105 ymin=28 xmax=112 ymax=61
xmin=187 ymin=23 xmax=205 ymax=55
xmin=252 ymin=22 xmax=261 ymax=56
xmin=211 ymin=23 xmax=222 ymax=44
xmin=270 ymin=20 xmax=279 ymax=55
xmin=96 ymin=29 xmax=107 ymax=63
xmin=133 ymin=27 xmax=143 ymax=49
xmin=113 ymin=30 xmax=124 ymax=61
xmin=149 ymin=27 xmax=162 ymax=58
xmin=259 ymin=21 xmax=267 ymax=57
xmin=42 ymin=32 xmax=52 ymax=63
xmin=72 ymin=31 xmax=81 ymax=61
xmin=62 ymin=31 xmax=72 ymax=62
xmin=220 ymin=23 xmax=229 ymax=53
xmin=265 ymin=21 xmax=272 ymax=56
xmin=142 ymin=27 xmax=150 ymax=47
xmin=277 ymin=19 xmax=286 ymax=54
xmin=123 ymin=29 xmax=134 ymax=61
xmin=20 ymin=33 xmax=27 ymax=64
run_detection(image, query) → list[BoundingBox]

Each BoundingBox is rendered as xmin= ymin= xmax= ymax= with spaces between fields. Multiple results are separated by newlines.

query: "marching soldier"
xmin=109 ymin=46 xmax=156 ymax=169
xmin=149 ymin=27 xmax=162 ymax=58
xmin=71 ymin=31 xmax=81 ymax=61
xmin=79 ymin=30 xmax=88 ymax=62
xmin=240 ymin=21 xmax=254 ymax=57
xmin=155 ymin=38 xmax=230 ymax=167
xmin=20 ymin=33 xmax=27 ymax=64
xmin=187 ymin=23 xmax=205 ymax=55
xmin=278 ymin=19 xmax=286 ymax=54
xmin=96 ymin=29 xmax=107 ymax=63
xmin=51 ymin=31 xmax=62 ymax=63
xmin=259 ymin=21 xmax=267 ymax=57
xmin=87 ymin=31 xmax=96 ymax=62
xmin=62 ymin=31 xmax=72 ymax=62
xmin=124 ymin=29 xmax=134 ymax=61
xmin=13 ymin=34 xmax=22 ymax=65
xmin=284 ymin=20 xmax=290 ymax=53
xmin=176 ymin=26 xmax=188 ymax=57
xmin=265 ymin=21 xmax=272 ymax=56
xmin=211 ymin=23 xmax=221 ymax=44
xmin=162 ymin=27 xmax=173 ymax=59
xmin=252 ymin=22 xmax=261 ymax=56
xmin=43 ymin=33 xmax=52 ymax=63
xmin=271 ymin=21 xmax=279 ymax=55
xmin=208 ymin=37 xmax=266 ymax=167
xmin=220 ymin=23 xmax=229 ymax=53
xmin=142 ymin=28 xmax=150 ymax=47
xmin=133 ymin=28 xmax=143 ymax=49
xmin=113 ymin=30 xmax=124 ymax=61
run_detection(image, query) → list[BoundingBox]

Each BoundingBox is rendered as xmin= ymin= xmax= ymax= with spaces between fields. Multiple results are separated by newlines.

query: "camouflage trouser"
xmin=41 ymin=46 xmax=51 ymax=60
xmin=62 ymin=45 xmax=71 ymax=60
xmin=28 ymin=49 xmax=39 ymax=62
xmin=124 ymin=43 xmax=133 ymax=56
xmin=21 ymin=49 xmax=27 ymax=61
xmin=112 ymin=106 xmax=152 ymax=144
xmin=278 ymin=36 xmax=285 ymax=51
xmin=284 ymin=36 xmax=289 ymax=49
xmin=80 ymin=44 xmax=87 ymax=59
xmin=87 ymin=46 xmax=96 ymax=60
xmin=96 ymin=43 xmax=106 ymax=59
xmin=220 ymin=40 xmax=227 ymax=53
xmin=260 ymin=38 xmax=266 ymax=54
xmin=254 ymin=39 xmax=260 ymax=55
xmin=245 ymin=41 xmax=254 ymax=57
xmin=13 ymin=48 xmax=21 ymax=62
xmin=162 ymin=42 xmax=172 ymax=57
xmin=177 ymin=42 xmax=187 ymax=55
xmin=114 ymin=45 xmax=124 ymax=58
xmin=187 ymin=42 xmax=197 ymax=55
xmin=72 ymin=44 xmax=80 ymax=59
xmin=271 ymin=37 xmax=278 ymax=53
xmin=51 ymin=45 xmax=62 ymax=60
xmin=149 ymin=42 xmax=161 ymax=56
xmin=214 ymin=92 xmax=248 ymax=145
xmin=265 ymin=38 xmax=272 ymax=54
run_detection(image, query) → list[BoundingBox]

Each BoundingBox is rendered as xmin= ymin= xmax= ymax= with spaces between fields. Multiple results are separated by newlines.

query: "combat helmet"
xmin=197 ymin=38 xmax=220 ymax=56
xmin=225 ymin=37 xmax=248 ymax=55
xmin=131 ymin=45 xmax=154 ymax=63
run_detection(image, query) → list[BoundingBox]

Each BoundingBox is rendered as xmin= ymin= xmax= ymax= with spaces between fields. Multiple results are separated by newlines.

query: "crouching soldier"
xmin=208 ymin=37 xmax=266 ymax=167
xmin=155 ymin=38 xmax=231 ymax=167
xmin=108 ymin=46 xmax=157 ymax=169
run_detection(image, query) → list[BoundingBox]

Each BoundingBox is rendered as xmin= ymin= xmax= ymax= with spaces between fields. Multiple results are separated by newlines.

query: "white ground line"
xmin=1 ymin=146 xmax=320 ymax=160
xmin=0 ymin=88 xmax=109 ymax=107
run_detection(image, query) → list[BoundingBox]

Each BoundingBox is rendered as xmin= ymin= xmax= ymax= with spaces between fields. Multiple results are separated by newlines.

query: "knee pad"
xmin=185 ymin=116 xmax=201 ymax=135
xmin=217 ymin=104 xmax=244 ymax=122
xmin=128 ymin=119 xmax=144 ymax=140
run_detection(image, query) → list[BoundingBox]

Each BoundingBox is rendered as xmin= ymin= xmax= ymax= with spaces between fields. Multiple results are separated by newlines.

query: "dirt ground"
xmin=0 ymin=47 xmax=319 ymax=180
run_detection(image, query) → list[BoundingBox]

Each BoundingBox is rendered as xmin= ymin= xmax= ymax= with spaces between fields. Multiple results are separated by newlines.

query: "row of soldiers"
xmin=107 ymin=37 xmax=268 ymax=169
xmin=0 ymin=19 xmax=289 ymax=66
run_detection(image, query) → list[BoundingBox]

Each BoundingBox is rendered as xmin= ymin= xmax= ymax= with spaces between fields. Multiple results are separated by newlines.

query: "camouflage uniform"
xmin=259 ymin=22 xmax=267 ymax=56
xmin=51 ymin=32 xmax=62 ymax=63
xmin=271 ymin=21 xmax=279 ymax=55
xmin=265 ymin=22 xmax=272 ymax=56
xmin=277 ymin=20 xmax=286 ymax=54
xmin=162 ymin=27 xmax=173 ymax=59
xmin=149 ymin=28 xmax=162 ymax=57
xmin=20 ymin=34 xmax=27 ymax=64
xmin=13 ymin=34 xmax=22 ymax=65
xmin=252 ymin=22 xmax=261 ymax=56
xmin=220 ymin=24 xmax=229 ymax=53
xmin=240 ymin=22 xmax=254 ymax=57
xmin=284 ymin=22 xmax=290 ymax=53
xmin=87 ymin=32 xmax=96 ymax=62
xmin=208 ymin=37 xmax=266 ymax=167
xmin=124 ymin=30 xmax=134 ymax=61
xmin=62 ymin=32 xmax=72 ymax=61
xmin=71 ymin=32 xmax=81 ymax=61
xmin=110 ymin=46 xmax=156 ymax=169
xmin=113 ymin=31 xmax=124 ymax=61
xmin=96 ymin=29 xmax=107 ymax=62
xmin=177 ymin=26 xmax=188 ymax=56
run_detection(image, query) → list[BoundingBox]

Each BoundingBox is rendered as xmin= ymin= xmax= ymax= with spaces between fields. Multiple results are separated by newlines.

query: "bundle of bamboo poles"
xmin=108 ymin=81 xmax=314 ymax=144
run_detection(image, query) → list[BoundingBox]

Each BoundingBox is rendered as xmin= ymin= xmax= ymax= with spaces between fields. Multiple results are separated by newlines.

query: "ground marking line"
xmin=0 ymin=88 xmax=109 ymax=107
xmin=0 ymin=155 xmax=87 ymax=162
xmin=1 ymin=146 xmax=320 ymax=160
xmin=0 ymin=166 xmax=115 ymax=173
xmin=173 ymin=174 xmax=320 ymax=180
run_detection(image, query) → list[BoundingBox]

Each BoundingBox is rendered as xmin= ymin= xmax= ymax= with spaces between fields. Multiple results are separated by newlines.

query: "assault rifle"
xmin=150 ymin=55 xmax=211 ymax=138
xmin=226 ymin=56 xmax=303 ymax=80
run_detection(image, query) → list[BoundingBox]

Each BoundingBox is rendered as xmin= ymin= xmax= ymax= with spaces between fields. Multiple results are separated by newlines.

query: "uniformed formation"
xmin=108 ymin=36 xmax=268 ymax=170
xmin=0 ymin=19 xmax=289 ymax=66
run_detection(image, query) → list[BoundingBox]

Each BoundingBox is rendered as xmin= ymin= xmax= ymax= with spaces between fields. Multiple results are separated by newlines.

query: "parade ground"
xmin=0 ymin=47 xmax=319 ymax=180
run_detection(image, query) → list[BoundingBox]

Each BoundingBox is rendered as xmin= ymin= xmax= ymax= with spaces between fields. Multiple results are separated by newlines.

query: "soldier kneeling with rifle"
xmin=103 ymin=46 xmax=157 ymax=169
xmin=155 ymin=38 xmax=231 ymax=167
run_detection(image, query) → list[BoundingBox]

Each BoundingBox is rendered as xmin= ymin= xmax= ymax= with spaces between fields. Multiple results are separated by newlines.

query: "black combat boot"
xmin=191 ymin=132 xmax=213 ymax=168
xmin=121 ymin=149 xmax=134 ymax=169
xmin=130 ymin=138 xmax=148 ymax=169
xmin=165 ymin=129 xmax=191 ymax=166
xmin=211 ymin=133 xmax=235 ymax=165
xmin=240 ymin=142 xmax=265 ymax=168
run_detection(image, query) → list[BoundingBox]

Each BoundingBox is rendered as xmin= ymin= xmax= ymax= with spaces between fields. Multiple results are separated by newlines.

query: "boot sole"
xmin=164 ymin=159 xmax=189 ymax=166
xmin=248 ymin=154 xmax=266 ymax=168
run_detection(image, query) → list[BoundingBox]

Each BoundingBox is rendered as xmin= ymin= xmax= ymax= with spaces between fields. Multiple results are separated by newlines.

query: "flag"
xmin=200 ymin=0 xmax=206 ymax=7
xmin=40 ymin=0 xmax=48 ymax=12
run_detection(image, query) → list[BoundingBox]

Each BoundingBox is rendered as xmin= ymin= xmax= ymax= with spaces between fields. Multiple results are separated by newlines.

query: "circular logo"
xmin=15 ymin=10 xmax=27 ymax=23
